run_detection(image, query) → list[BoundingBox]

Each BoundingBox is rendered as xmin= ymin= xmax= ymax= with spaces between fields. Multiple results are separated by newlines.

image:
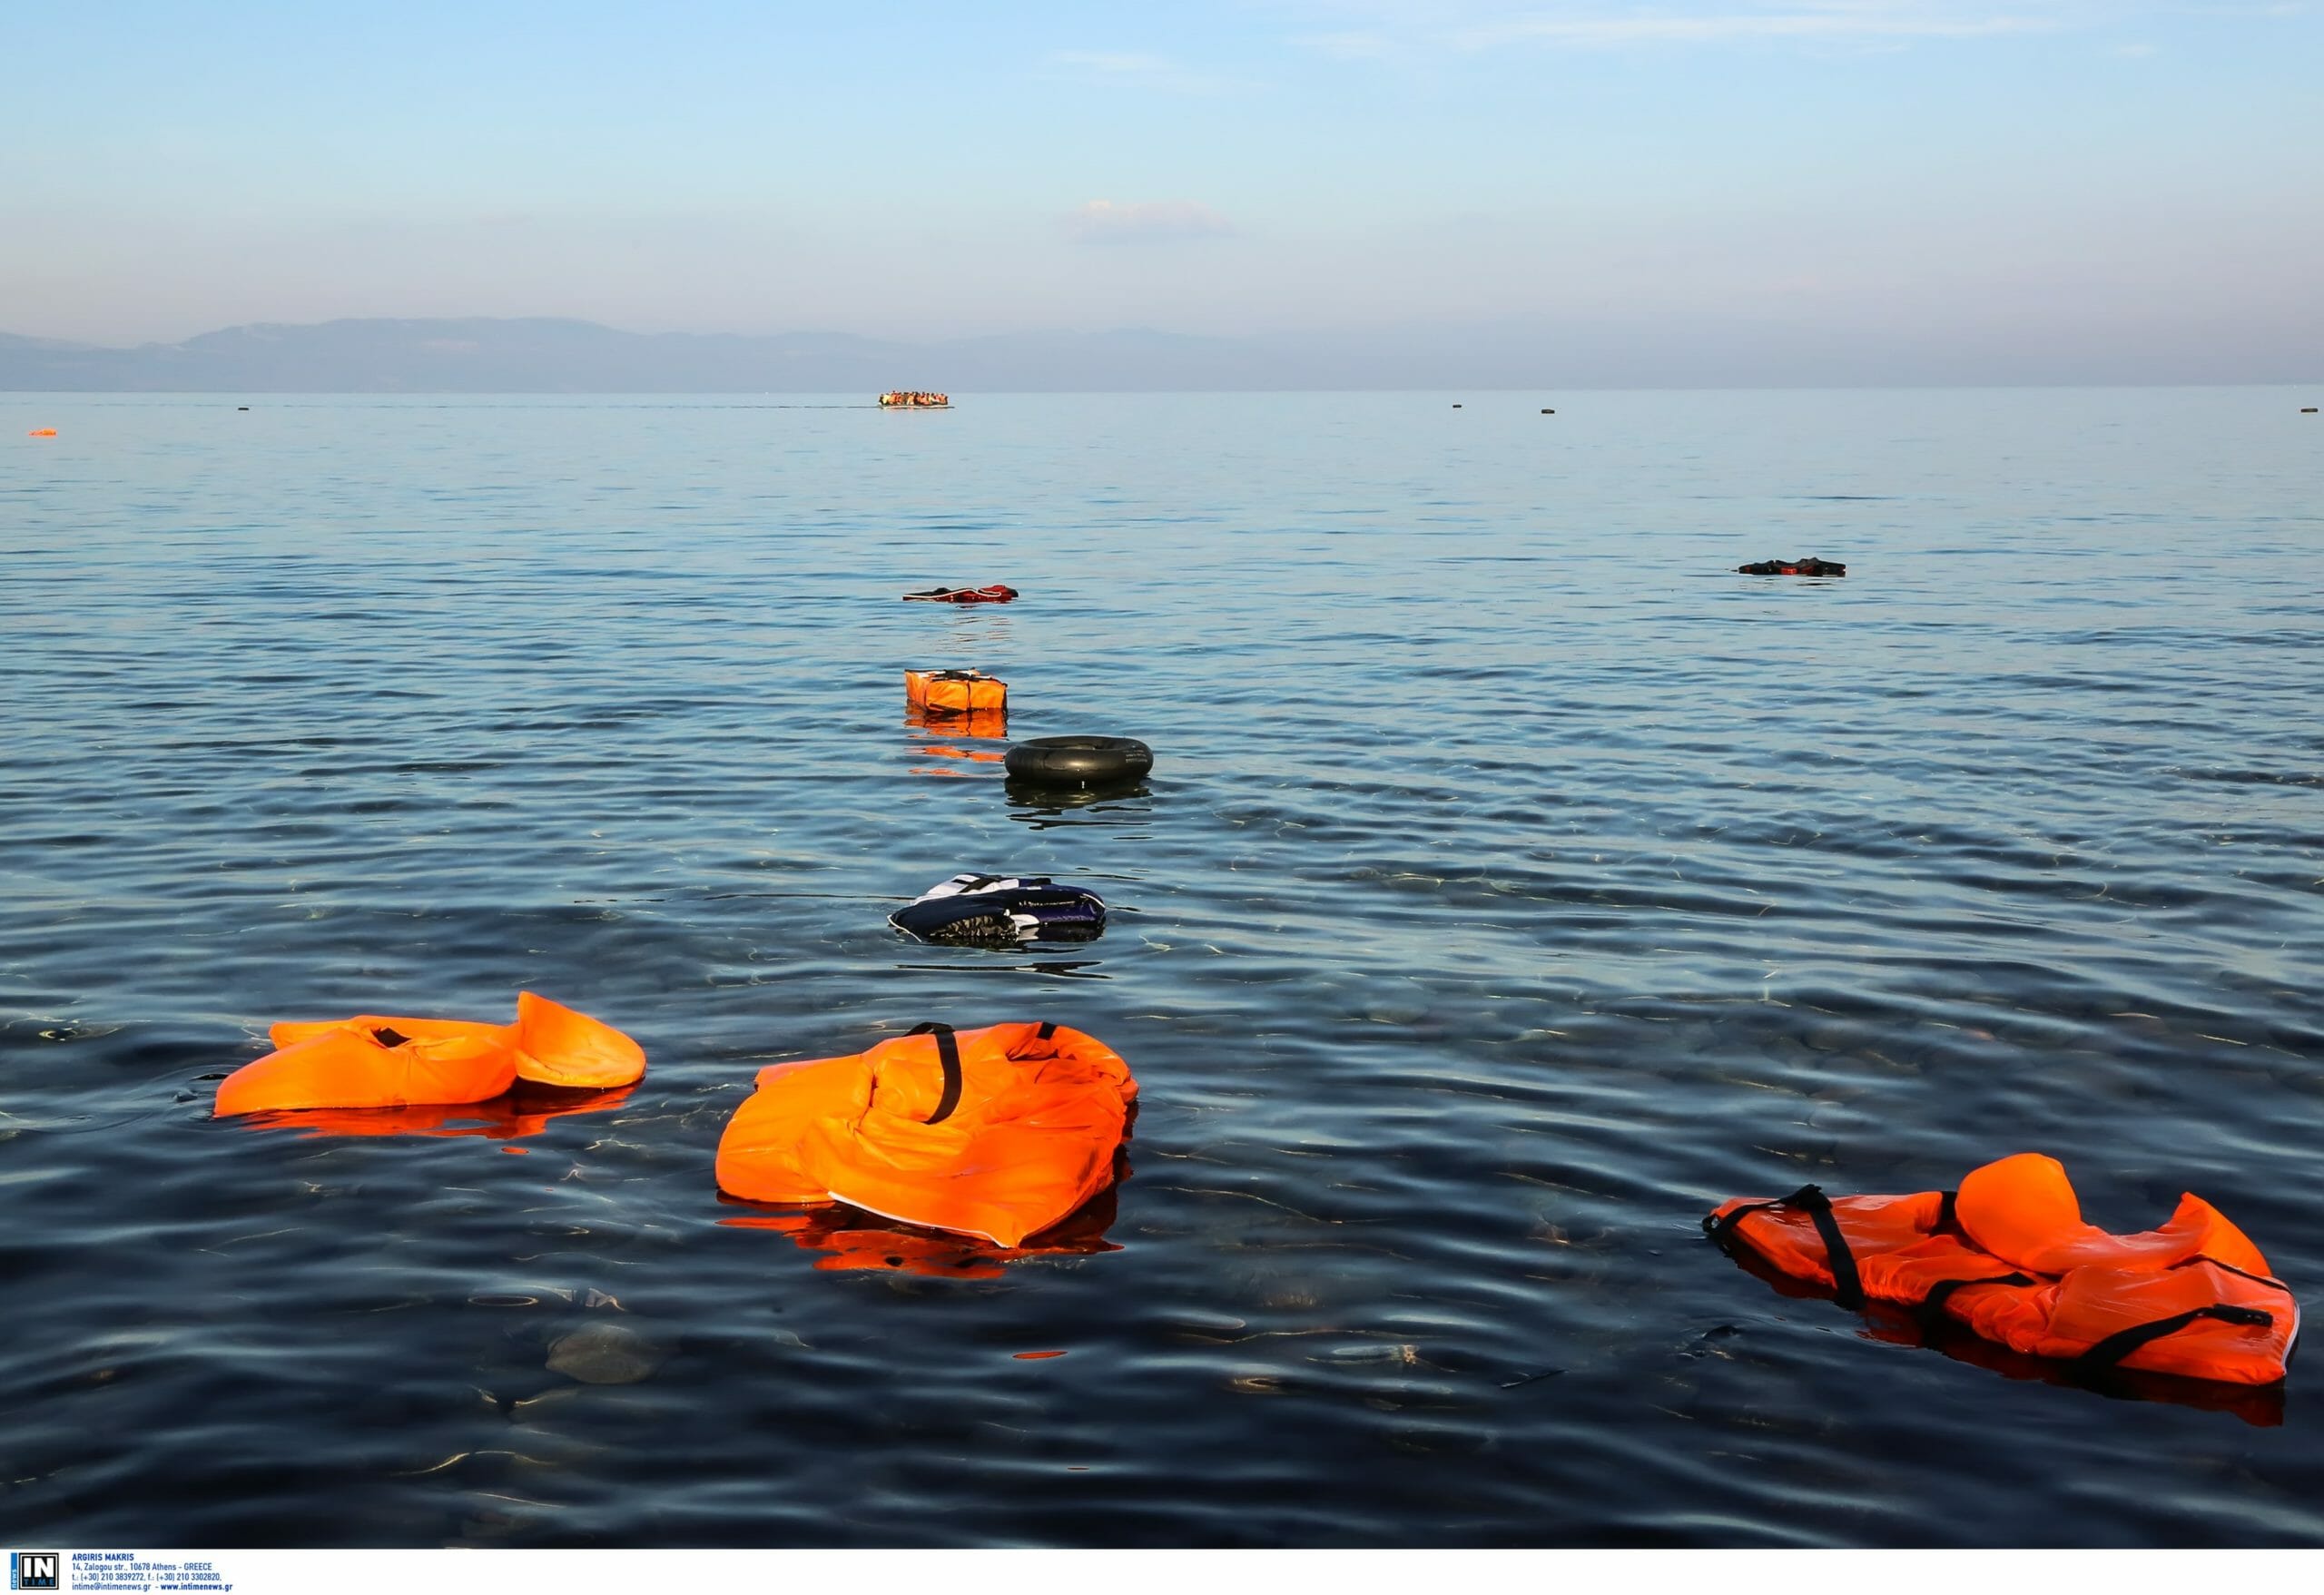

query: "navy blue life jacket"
xmin=889 ymin=874 xmax=1108 ymax=945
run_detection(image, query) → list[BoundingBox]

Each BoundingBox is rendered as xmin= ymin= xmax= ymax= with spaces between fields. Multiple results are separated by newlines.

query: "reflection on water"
xmin=889 ymin=960 xmax=1110 ymax=980
xmin=718 ymin=1146 xmax=1131 ymax=1280
xmin=904 ymin=704 xmax=1009 ymax=775
xmin=3 ymin=390 xmax=2321 ymax=1547
xmin=1005 ymin=782 xmax=1156 ymax=829
xmin=233 ymin=1083 xmax=638 ymax=1142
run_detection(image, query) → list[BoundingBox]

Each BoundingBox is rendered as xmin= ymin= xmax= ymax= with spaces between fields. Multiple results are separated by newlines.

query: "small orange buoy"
xmin=28 ymin=428 xmax=56 ymax=438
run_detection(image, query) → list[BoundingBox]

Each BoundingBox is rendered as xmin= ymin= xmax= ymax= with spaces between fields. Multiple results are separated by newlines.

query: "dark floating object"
xmin=890 ymin=873 xmax=1108 ymax=946
xmin=1499 ymin=1367 xmax=1565 ymax=1389
xmin=903 ymin=584 xmax=1019 ymax=605
xmin=1738 ymin=556 xmax=1846 ymax=577
xmin=1541 ymin=409 xmax=1555 ymax=414
xmin=1452 ymin=403 xmax=1462 ymax=409
xmin=1005 ymin=735 xmax=1153 ymax=789
xmin=237 ymin=406 xmax=250 ymax=411
xmin=2304 ymin=407 xmax=2319 ymax=414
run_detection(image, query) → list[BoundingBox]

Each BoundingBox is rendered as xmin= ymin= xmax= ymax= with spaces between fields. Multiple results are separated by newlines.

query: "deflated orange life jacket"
xmin=1705 ymin=1154 xmax=2297 ymax=1385
xmin=214 ymin=992 xmax=645 ymax=1117
xmin=903 ymin=585 xmax=1018 ymax=604
xmin=905 ymin=669 xmax=1007 ymax=716
xmin=714 ymin=1020 xmax=1136 ymax=1247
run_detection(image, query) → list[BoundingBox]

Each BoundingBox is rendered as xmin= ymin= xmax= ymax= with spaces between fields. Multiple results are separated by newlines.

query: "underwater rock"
xmin=546 ymin=1322 xmax=667 ymax=1385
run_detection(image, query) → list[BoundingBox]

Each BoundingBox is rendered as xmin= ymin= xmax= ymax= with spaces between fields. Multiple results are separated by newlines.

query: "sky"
xmin=5 ymin=1 xmax=2319 ymax=378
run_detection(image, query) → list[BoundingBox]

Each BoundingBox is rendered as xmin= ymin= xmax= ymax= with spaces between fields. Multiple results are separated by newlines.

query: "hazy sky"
xmin=7 ymin=1 xmax=2319 ymax=365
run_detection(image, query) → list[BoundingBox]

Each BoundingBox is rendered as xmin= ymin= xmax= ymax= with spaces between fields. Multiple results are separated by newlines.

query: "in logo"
xmin=9 ymin=1553 xmax=59 ymax=1592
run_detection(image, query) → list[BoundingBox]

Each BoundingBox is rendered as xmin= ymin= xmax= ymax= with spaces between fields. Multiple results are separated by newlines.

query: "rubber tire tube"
xmin=1003 ymin=736 xmax=1154 ymax=788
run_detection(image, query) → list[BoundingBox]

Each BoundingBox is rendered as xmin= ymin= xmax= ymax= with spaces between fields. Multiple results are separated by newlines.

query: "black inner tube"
xmin=1003 ymin=735 xmax=1154 ymax=788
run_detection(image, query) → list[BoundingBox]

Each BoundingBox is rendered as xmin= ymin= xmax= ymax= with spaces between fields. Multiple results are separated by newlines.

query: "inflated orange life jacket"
xmin=906 ymin=669 xmax=1007 ymax=716
xmin=1706 ymin=1154 xmax=2298 ymax=1386
xmin=214 ymin=992 xmax=645 ymax=1117
xmin=714 ymin=1020 xmax=1136 ymax=1247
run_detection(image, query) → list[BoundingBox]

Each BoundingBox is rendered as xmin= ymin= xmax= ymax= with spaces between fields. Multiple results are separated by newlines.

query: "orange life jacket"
xmin=714 ymin=1020 xmax=1136 ymax=1247
xmin=214 ymin=992 xmax=645 ymax=1117
xmin=905 ymin=668 xmax=1007 ymax=716
xmin=1706 ymin=1154 xmax=2297 ymax=1385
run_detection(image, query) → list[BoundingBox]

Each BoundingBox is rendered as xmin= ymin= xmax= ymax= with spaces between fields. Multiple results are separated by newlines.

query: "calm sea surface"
xmin=3 ymin=389 xmax=2320 ymax=1547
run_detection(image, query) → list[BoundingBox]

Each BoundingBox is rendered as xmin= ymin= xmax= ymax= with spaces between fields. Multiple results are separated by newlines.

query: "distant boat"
xmin=880 ymin=390 xmax=950 ymax=408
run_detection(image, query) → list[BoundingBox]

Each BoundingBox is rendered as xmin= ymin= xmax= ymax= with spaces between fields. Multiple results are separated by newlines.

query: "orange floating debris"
xmin=1706 ymin=1153 xmax=2297 ymax=1386
xmin=509 ymin=989 xmax=646 ymax=1088
xmin=214 ymin=992 xmax=645 ymax=1117
xmin=28 ymin=428 xmax=56 ymax=438
xmin=715 ymin=1020 xmax=1136 ymax=1247
xmin=905 ymin=668 xmax=1007 ymax=717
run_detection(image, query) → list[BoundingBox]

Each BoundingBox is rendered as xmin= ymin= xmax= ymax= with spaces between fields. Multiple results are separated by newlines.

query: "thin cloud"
xmin=1276 ymin=3 xmax=2170 ymax=54
xmin=1455 ymin=6 xmax=2059 ymax=48
xmin=1047 ymin=50 xmax=1256 ymax=94
xmin=1298 ymin=30 xmax=1399 ymax=58
xmin=1067 ymin=200 xmax=1238 ymax=244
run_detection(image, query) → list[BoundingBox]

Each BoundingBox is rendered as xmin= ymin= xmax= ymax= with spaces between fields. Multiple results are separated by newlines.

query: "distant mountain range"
xmin=0 ymin=318 xmax=1345 ymax=393
xmin=5 ymin=315 xmax=2316 ymax=390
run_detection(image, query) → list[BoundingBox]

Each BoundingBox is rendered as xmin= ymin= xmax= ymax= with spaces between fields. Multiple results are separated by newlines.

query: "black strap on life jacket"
xmin=1036 ymin=1021 xmax=1057 ymax=1040
xmin=1705 ymin=1184 xmax=1864 ymax=1309
xmin=906 ymin=1022 xmax=963 ymax=1125
xmin=1919 ymin=1272 xmax=2033 ymax=1314
xmin=371 ymin=1026 xmax=410 ymax=1048
xmin=2072 ymin=1304 xmax=2274 ymax=1373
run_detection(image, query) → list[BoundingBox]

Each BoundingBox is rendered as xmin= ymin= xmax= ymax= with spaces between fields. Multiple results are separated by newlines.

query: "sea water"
xmin=1 ymin=389 xmax=2319 ymax=1545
